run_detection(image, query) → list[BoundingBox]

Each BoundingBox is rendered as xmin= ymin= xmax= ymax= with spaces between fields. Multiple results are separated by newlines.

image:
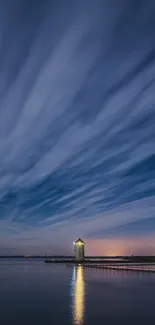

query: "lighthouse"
xmin=74 ymin=238 xmax=85 ymax=262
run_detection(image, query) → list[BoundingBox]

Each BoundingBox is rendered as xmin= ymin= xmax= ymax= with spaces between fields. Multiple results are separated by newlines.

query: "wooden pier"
xmin=64 ymin=262 xmax=155 ymax=274
xmin=80 ymin=264 xmax=155 ymax=273
xmin=44 ymin=256 xmax=155 ymax=273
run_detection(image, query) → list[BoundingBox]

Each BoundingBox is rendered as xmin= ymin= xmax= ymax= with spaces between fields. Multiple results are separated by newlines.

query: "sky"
xmin=0 ymin=0 xmax=155 ymax=256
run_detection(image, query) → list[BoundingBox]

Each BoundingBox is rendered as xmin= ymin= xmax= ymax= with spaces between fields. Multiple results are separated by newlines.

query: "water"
xmin=0 ymin=259 xmax=155 ymax=325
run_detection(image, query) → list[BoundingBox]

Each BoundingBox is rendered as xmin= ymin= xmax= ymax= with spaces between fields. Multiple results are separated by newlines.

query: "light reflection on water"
xmin=1 ymin=260 xmax=155 ymax=324
xmin=71 ymin=266 xmax=85 ymax=325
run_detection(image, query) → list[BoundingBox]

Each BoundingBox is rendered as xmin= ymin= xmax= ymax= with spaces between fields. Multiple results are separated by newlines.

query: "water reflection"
xmin=71 ymin=265 xmax=85 ymax=325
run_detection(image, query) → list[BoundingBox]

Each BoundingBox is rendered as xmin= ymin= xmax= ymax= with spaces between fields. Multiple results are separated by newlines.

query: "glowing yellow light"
xmin=76 ymin=241 xmax=84 ymax=246
xmin=72 ymin=266 xmax=85 ymax=325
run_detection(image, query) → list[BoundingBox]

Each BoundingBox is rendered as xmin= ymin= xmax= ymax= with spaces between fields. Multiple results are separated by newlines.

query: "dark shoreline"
xmin=1 ymin=255 xmax=155 ymax=259
xmin=1 ymin=256 xmax=155 ymax=264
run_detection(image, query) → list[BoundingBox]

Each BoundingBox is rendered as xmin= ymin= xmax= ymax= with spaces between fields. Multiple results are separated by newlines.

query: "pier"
xmin=78 ymin=264 xmax=155 ymax=274
xmin=44 ymin=256 xmax=155 ymax=264
xmin=45 ymin=256 xmax=155 ymax=273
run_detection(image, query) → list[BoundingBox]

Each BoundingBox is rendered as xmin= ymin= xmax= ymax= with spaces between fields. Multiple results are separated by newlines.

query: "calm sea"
xmin=0 ymin=258 xmax=155 ymax=325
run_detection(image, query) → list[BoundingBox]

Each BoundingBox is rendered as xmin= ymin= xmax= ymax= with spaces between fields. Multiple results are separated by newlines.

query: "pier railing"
xmin=66 ymin=263 xmax=155 ymax=273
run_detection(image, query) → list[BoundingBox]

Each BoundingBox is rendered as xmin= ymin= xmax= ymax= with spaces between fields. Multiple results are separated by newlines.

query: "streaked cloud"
xmin=0 ymin=0 xmax=155 ymax=254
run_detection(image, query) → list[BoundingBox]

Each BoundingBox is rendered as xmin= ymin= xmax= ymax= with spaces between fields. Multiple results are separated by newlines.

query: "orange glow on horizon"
xmin=85 ymin=235 xmax=155 ymax=256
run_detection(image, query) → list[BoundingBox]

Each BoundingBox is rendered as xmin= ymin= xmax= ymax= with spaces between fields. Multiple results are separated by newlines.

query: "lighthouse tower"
xmin=74 ymin=238 xmax=85 ymax=262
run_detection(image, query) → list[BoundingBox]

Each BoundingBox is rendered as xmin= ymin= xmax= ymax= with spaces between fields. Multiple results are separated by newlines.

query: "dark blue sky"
xmin=0 ymin=0 xmax=155 ymax=255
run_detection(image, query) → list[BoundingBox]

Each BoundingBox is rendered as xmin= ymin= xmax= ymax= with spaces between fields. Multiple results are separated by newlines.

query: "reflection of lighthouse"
xmin=71 ymin=266 xmax=85 ymax=325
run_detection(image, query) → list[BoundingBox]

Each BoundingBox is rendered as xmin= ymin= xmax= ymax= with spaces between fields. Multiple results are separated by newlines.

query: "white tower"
xmin=74 ymin=238 xmax=85 ymax=261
